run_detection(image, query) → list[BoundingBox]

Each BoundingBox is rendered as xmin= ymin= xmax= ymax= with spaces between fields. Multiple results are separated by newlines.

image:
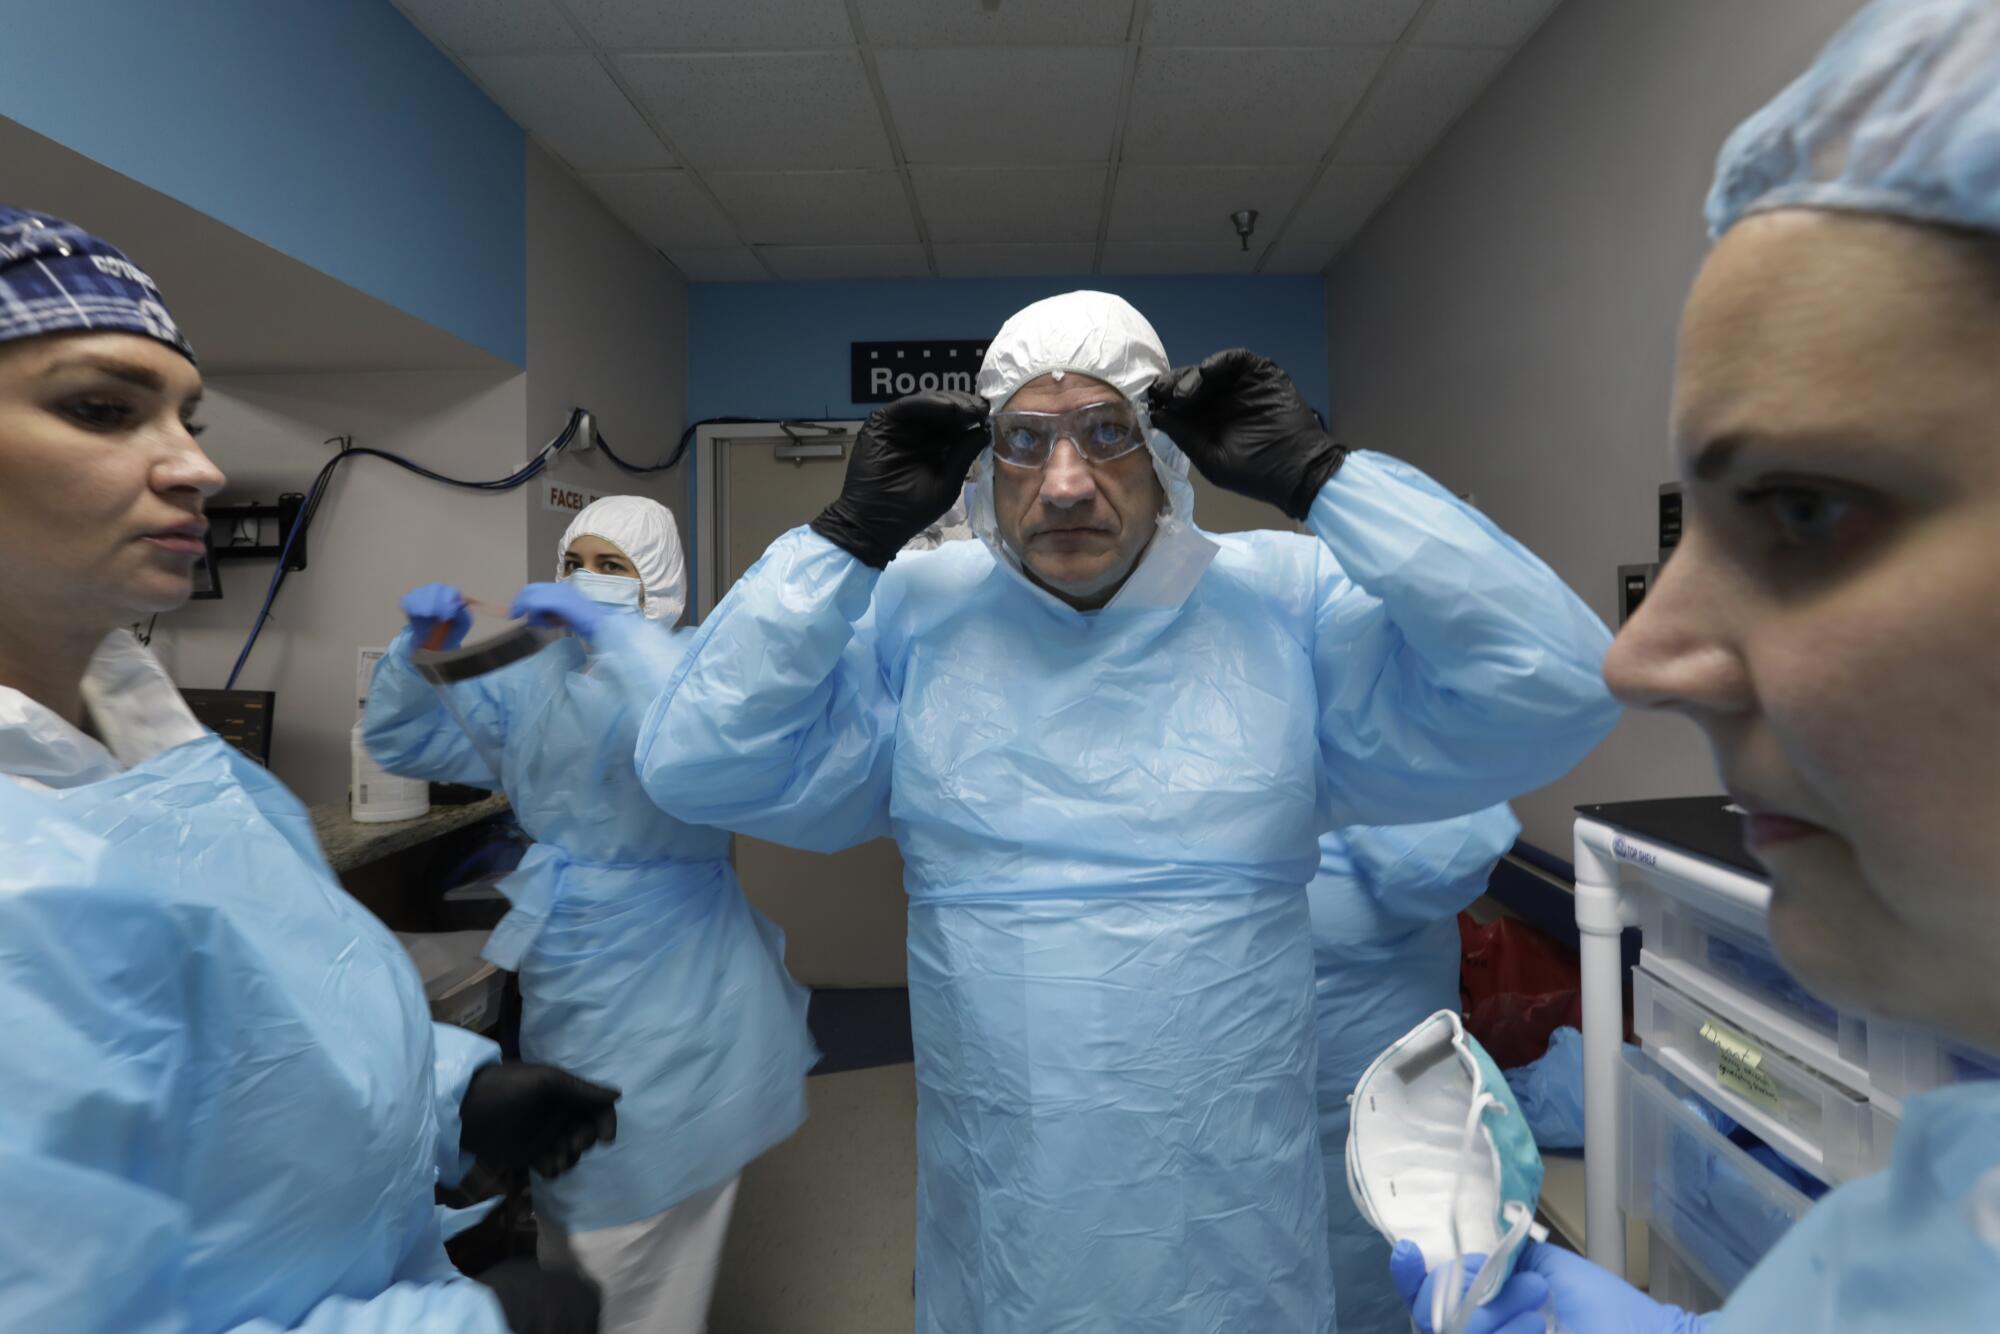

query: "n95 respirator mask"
xmin=1347 ymin=1009 xmax=1547 ymax=1334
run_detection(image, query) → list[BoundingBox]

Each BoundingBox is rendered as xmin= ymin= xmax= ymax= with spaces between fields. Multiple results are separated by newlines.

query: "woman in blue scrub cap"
xmin=1394 ymin=2 xmax=2000 ymax=1330
xmin=0 ymin=207 xmax=618 ymax=1334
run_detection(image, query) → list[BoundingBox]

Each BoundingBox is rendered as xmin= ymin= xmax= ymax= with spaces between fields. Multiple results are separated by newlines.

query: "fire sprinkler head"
xmin=1231 ymin=209 xmax=1259 ymax=253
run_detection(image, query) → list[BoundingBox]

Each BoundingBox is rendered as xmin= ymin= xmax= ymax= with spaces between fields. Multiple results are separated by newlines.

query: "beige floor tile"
xmin=711 ymin=1063 xmax=918 ymax=1333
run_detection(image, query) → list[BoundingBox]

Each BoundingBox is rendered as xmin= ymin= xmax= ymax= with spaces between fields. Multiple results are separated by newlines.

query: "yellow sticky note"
xmin=1700 ymin=1018 xmax=1784 ymax=1113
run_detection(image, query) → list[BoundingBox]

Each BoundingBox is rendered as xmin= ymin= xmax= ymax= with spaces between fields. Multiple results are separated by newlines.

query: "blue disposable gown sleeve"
xmin=607 ymin=532 xmax=897 ymax=852
xmin=0 ymin=883 xmax=511 ymax=1334
xmin=228 ymin=1284 xmax=511 ymax=1333
xmin=0 ymin=1152 xmax=514 ymax=1334
xmin=360 ymin=629 xmax=508 ymax=790
xmin=1307 ymin=452 xmax=1620 ymax=824
xmin=430 ymin=1021 xmax=501 ymax=1189
xmin=1340 ymin=804 xmax=1522 ymax=930
xmin=361 ymin=636 xmax=510 ymax=1183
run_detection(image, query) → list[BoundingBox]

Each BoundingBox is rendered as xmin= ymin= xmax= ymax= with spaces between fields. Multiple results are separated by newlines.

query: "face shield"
xmin=408 ymin=621 xmax=563 ymax=776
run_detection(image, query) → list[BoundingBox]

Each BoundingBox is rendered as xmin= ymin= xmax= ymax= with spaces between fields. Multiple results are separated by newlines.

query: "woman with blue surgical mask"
xmin=1393 ymin=2 xmax=2000 ymax=1331
xmin=367 ymin=495 xmax=818 ymax=1334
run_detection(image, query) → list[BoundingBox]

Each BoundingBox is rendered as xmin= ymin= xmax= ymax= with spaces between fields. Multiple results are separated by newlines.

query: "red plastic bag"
xmin=1458 ymin=914 xmax=1583 ymax=1069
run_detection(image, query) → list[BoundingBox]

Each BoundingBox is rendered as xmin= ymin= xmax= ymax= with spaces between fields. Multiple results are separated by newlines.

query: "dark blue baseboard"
xmin=807 ymin=986 xmax=913 ymax=1076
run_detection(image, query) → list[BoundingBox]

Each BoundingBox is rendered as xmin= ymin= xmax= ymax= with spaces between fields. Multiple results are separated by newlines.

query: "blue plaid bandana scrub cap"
xmin=0 ymin=206 xmax=196 ymax=364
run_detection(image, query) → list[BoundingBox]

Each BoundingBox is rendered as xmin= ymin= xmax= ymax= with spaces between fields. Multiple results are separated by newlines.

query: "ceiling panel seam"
xmin=1253 ymin=0 xmax=1442 ymax=275
xmin=843 ymin=0 xmax=938 ymax=277
xmin=549 ymin=0 xmax=777 ymax=279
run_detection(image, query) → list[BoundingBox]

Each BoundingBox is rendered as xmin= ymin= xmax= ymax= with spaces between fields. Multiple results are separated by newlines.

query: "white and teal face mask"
xmin=567 ymin=569 xmax=643 ymax=611
xmin=1347 ymin=1009 xmax=1546 ymax=1334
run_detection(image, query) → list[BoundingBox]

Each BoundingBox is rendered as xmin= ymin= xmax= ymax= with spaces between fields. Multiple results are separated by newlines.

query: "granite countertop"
xmin=311 ymin=793 xmax=511 ymax=873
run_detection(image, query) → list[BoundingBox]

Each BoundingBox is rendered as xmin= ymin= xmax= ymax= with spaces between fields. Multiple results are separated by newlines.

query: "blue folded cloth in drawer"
xmin=1653 ymin=1086 xmax=1827 ymax=1288
xmin=1674 ymin=1088 xmax=1830 ymax=1197
xmin=1948 ymin=1045 xmax=2000 ymax=1084
xmin=1704 ymin=934 xmax=1838 ymax=1030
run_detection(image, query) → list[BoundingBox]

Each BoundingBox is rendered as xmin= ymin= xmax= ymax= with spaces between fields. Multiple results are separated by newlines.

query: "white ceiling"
xmin=395 ymin=0 xmax=1562 ymax=282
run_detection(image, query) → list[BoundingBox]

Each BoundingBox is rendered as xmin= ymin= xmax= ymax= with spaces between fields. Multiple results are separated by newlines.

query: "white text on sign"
xmin=868 ymin=366 xmax=976 ymax=396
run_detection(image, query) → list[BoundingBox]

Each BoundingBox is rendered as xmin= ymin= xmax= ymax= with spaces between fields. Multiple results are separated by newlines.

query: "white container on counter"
xmin=350 ymin=720 xmax=429 ymax=824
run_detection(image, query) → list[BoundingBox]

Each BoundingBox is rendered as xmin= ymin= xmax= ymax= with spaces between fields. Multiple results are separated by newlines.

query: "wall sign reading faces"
xmin=541 ymin=483 xmax=606 ymax=514
xmin=851 ymin=340 xmax=987 ymax=403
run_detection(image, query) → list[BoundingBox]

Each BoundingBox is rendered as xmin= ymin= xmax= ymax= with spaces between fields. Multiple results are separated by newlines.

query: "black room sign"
xmin=851 ymin=339 xmax=987 ymax=403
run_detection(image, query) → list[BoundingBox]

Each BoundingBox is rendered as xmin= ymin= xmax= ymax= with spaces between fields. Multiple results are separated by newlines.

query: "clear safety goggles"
xmin=988 ymin=399 xmax=1148 ymax=470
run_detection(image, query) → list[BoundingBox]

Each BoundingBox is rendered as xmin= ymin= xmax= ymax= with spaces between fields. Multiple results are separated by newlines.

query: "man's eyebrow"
xmin=1691 ymin=433 xmax=1742 ymax=482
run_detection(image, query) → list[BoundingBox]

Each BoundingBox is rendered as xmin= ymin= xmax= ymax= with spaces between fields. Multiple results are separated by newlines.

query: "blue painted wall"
xmin=0 ymin=2 xmax=526 ymax=365
xmin=687 ymin=275 xmax=1330 ymax=422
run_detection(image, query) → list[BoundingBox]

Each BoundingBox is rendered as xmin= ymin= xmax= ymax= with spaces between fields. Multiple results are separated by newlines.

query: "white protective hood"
xmin=558 ymin=495 xmax=688 ymax=623
xmin=901 ymin=495 xmax=974 ymax=553
xmin=967 ymin=291 xmax=1212 ymax=610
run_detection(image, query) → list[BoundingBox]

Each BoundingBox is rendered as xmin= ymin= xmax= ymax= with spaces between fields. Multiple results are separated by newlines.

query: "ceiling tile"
xmin=1336 ymin=46 xmax=1511 ymax=163
xmin=909 ymin=166 xmax=1106 ymax=243
xmin=616 ymin=52 xmax=893 ymax=170
xmin=564 ymin=0 xmax=854 ymax=50
xmin=1143 ymin=0 xmax=1423 ymax=47
xmin=708 ymin=171 xmax=919 ymax=245
xmin=1107 ymin=164 xmax=1313 ymax=244
xmin=1099 ymin=242 xmax=1259 ymax=275
xmin=876 ymin=48 xmax=1125 ymax=164
xmin=758 ymin=245 xmax=932 ymax=280
xmin=1417 ymin=0 xmax=1563 ymax=49
xmin=1266 ymin=163 xmax=1407 ymax=269
xmin=1123 ymin=46 xmax=1386 ymax=165
xmin=463 ymin=54 xmax=670 ymax=171
xmin=855 ymin=0 xmax=1133 ymax=46
xmin=667 ymin=248 xmax=770 ymax=281
xmin=393 ymin=0 xmax=580 ymax=52
xmin=933 ymin=243 xmax=1100 ymax=277
xmin=583 ymin=171 xmax=740 ymax=248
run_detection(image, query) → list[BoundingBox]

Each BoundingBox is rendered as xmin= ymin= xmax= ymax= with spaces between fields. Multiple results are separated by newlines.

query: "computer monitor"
xmin=179 ymin=688 xmax=275 ymax=765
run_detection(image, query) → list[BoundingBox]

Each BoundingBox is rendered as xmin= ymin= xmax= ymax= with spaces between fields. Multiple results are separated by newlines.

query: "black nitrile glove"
xmin=477 ymin=1259 xmax=603 ymax=1334
xmin=459 ymin=1062 xmax=620 ymax=1180
xmin=1145 ymin=349 xmax=1348 ymax=521
xmin=810 ymin=390 xmax=990 ymax=568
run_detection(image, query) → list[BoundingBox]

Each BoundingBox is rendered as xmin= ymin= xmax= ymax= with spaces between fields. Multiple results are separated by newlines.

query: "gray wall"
xmin=156 ymin=371 xmax=528 ymax=804
xmin=522 ymin=143 xmax=692 ymax=591
xmin=155 ymin=147 xmax=691 ymax=808
xmin=1324 ymin=0 xmax=1863 ymax=854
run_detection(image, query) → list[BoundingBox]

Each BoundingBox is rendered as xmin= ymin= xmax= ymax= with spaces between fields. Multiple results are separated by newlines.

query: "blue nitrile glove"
xmin=1389 ymin=1241 xmax=1551 ymax=1334
xmin=1517 ymin=1242 xmax=1712 ymax=1332
xmin=1393 ymin=1241 xmax=1714 ymax=1334
xmin=401 ymin=582 xmax=471 ymax=650
xmin=510 ymin=581 xmax=610 ymax=641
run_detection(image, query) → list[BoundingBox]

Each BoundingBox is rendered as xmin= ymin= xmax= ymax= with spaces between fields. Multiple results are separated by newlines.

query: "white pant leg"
xmin=537 ymin=1177 xmax=741 ymax=1334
